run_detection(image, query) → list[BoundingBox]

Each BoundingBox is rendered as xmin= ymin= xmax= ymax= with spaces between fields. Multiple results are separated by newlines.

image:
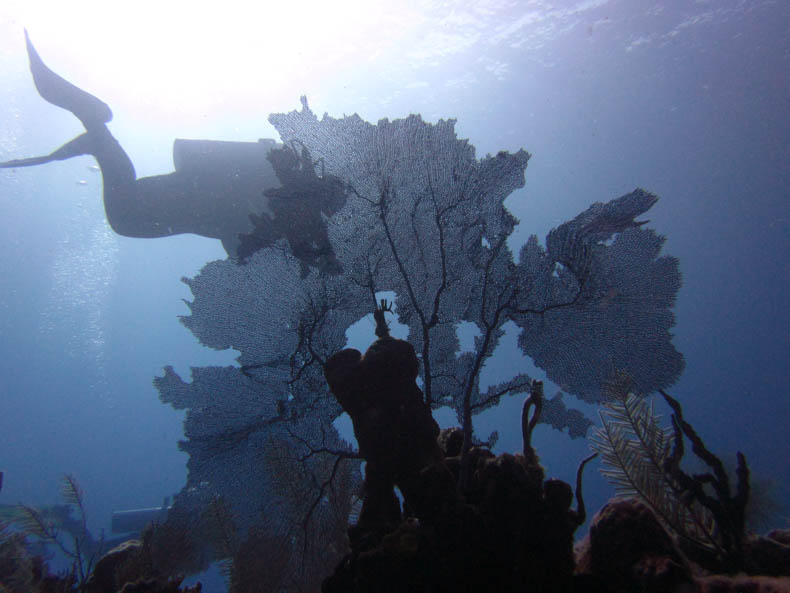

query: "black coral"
xmin=591 ymin=392 xmax=717 ymax=544
xmin=591 ymin=388 xmax=751 ymax=571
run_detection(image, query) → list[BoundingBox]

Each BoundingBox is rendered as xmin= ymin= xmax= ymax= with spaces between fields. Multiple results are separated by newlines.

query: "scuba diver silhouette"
xmin=0 ymin=32 xmax=346 ymax=265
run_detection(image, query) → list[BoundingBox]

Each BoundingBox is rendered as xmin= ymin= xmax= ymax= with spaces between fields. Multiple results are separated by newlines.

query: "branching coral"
xmin=661 ymin=389 xmax=750 ymax=570
xmin=13 ymin=474 xmax=102 ymax=587
xmin=591 ymin=387 xmax=752 ymax=572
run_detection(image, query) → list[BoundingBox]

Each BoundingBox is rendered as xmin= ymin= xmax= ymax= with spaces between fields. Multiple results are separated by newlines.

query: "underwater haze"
xmin=0 ymin=0 xmax=788 ymax=590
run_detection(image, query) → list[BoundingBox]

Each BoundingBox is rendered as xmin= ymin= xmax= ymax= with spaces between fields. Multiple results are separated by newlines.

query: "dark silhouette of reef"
xmin=319 ymin=308 xmax=790 ymax=593
xmin=321 ymin=304 xmax=594 ymax=593
xmin=576 ymin=497 xmax=790 ymax=593
xmin=4 ymin=330 xmax=789 ymax=593
xmin=322 ymin=423 xmax=593 ymax=593
xmin=320 ymin=423 xmax=790 ymax=593
xmin=1 ymin=492 xmax=203 ymax=593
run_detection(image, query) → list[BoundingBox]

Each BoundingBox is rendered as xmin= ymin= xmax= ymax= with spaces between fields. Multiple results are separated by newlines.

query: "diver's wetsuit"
xmin=0 ymin=32 xmax=279 ymax=257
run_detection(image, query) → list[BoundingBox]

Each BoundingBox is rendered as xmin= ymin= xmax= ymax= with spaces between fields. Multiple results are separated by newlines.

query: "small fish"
xmin=76 ymin=179 xmax=88 ymax=185
xmin=87 ymin=165 xmax=100 ymax=172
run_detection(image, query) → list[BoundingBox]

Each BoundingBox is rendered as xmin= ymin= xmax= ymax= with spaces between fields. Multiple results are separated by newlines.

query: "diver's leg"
xmin=0 ymin=122 xmax=143 ymax=235
xmin=8 ymin=34 xmax=164 ymax=239
xmin=9 ymin=33 xmax=278 ymax=248
xmin=24 ymin=30 xmax=113 ymax=130
xmin=0 ymin=132 xmax=99 ymax=169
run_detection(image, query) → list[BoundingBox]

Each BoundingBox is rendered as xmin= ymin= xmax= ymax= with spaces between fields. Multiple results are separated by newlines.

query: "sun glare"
xmin=2 ymin=0 xmax=417 ymax=123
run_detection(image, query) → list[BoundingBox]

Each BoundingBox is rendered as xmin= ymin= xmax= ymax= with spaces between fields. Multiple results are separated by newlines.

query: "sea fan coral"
xmin=155 ymin=100 xmax=684 ymax=582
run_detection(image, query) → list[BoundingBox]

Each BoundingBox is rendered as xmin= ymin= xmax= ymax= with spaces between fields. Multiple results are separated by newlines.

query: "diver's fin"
xmin=0 ymin=154 xmax=58 ymax=168
xmin=0 ymin=132 xmax=96 ymax=168
xmin=24 ymin=30 xmax=113 ymax=129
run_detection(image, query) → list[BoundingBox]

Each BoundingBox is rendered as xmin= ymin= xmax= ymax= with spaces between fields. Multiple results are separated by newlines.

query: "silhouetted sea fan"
xmin=269 ymin=101 xmax=529 ymax=420
xmin=512 ymin=191 xmax=684 ymax=403
xmin=154 ymin=100 xmax=684 ymax=580
xmin=543 ymin=391 xmax=594 ymax=439
xmin=155 ymin=246 xmax=365 ymax=531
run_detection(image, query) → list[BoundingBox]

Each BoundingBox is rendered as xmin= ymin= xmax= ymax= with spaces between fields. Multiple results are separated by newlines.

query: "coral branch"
xmin=522 ymin=380 xmax=544 ymax=457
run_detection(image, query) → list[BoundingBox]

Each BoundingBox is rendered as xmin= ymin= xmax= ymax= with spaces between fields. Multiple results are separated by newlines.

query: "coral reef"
xmin=590 ymin=389 xmax=724 ymax=564
xmin=10 ymin=474 xmax=105 ymax=589
xmin=574 ymin=497 xmax=693 ymax=592
xmin=5 ymin=95 xmax=785 ymax=589
xmin=320 ymin=324 xmax=788 ymax=592
xmin=322 ymin=340 xmax=596 ymax=593
xmin=1 ymin=501 xmax=202 ymax=593
xmin=322 ymin=434 xmax=594 ymax=593
xmin=0 ymin=474 xmax=214 ymax=592
xmin=322 ymin=410 xmax=789 ymax=593
xmin=576 ymin=498 xmax=790 ymax=593
xmin=661 ymin=389 xmax=749 ymax=570
xmin=154 ymin=102 xmax=685 ymax=584
xmin=590 ymin=383 xmax=787 ymax=576
xmin=324 ymin=299 xmax=450 ymax=528
xmin=82 ymin=537 xmax=201 ymax=593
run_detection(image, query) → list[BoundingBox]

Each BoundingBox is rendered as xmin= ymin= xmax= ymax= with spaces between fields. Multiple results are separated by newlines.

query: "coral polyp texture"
xmin=154 ymin=99 xmax=684 ymax=584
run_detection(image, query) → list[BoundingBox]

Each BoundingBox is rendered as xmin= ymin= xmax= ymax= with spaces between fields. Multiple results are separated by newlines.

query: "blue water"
xmin=1 ymin=1 xmax=788 ymax=590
